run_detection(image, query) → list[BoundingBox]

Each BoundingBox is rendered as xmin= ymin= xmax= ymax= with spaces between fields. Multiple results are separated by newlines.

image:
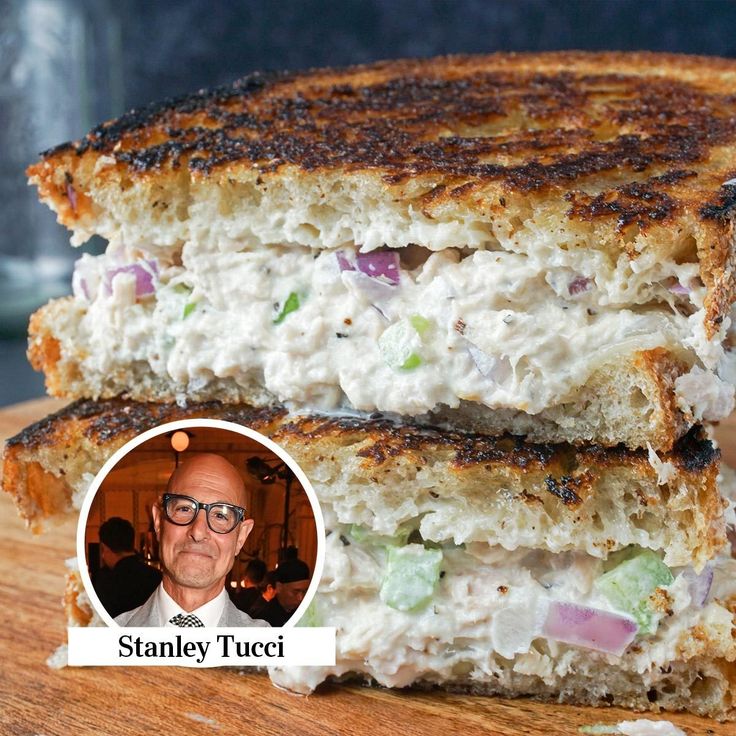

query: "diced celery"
xmin=601 ymin=544 xmax=639 ymax=571
xmin=401 ymin=353 xmax=422 ymax=369
xmin=349 ymin=524 xmax=412 ymax=547
xmin=349 ymin=524 xmax=371 ymax=543
xmin=273 ymin=292 xmax=300 ymax=324
xmin=594 ymin=549 xmax=674 ymax=634
xmin=378 ymin=319 xmax=423 ymax=371
xmin=380 ymin=544 xmax=443 ymax=612
xmin=409 ymin=314 xmax=431 ymax=335
xmin=172 ymin=283 xmax=196 ymax=318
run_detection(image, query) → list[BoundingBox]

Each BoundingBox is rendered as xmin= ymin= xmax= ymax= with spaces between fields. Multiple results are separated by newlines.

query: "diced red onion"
xmin=341 ymin=270 xmax=397 ymax=320
xmin=103 ymin=260 xmax=159 ymax=298
xmin=336 ymin=251 xmax=353 ymax=272
xmin=542 ymin=601 xmax=637 ymax=656
xmin=568 ymin=276 xmax=591 ymax=296
xmin=66 ymin=183 xmax=78 ymax=213
xmin=357 ymin=252 xmax=400 ymax=284
xmin=466 ymin=342 xmax=513 ymax=383
xmin=468 ymin=344 xmax=496 ymax=377
xmin=667 ymin=282 xmax=690 ymax=296
xmin=683 ymin=565 xmax=713 ymax=607
xmin=72 ymin=258 xmax=96 ymax=300
xmin=336 ymin=250 xmax=401 ymax=285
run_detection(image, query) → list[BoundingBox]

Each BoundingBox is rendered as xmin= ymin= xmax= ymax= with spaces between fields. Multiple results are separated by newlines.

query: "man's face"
xmin=152 ymin=454 xmax=253 ymax=597
xmin=276 ymin=579 xmax=310 ymax=613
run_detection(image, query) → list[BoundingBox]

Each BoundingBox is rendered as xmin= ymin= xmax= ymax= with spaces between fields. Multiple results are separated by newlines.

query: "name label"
xmin=68 ymin=627 xmax=335 ymax=667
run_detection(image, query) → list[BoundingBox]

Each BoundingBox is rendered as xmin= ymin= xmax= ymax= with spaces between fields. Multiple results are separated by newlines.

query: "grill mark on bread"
xmin=41 ymin=70 xmax=293 ymax=158
xmin=5 ymin=400 xmax=718 ymax=481
xmin=566 ymin=170 xmax=698 ymax=232
xmin=544 ymin=475 xmax=584 ymax=507
xmin=36 ymin=54 xmax=736 ymax=208
xmin=700 ymin=182 xmax=736 ymax=220
xmin=672 ymin=425 xmax=721 ymax=472
xmin=4 ymin=398 xmax=287 ymax=449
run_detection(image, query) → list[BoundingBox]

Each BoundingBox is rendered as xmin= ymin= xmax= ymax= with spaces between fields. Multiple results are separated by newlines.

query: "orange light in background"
xmin=170 ymin=431 xmax=190 ymax=452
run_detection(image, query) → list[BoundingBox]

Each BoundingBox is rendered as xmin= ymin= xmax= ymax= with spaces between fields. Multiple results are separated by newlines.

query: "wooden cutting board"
xmin=0 ymin=397 xmax=732 ymax=736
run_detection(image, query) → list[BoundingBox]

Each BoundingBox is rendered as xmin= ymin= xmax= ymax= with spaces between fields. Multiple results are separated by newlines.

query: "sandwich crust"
xmin=2 ymin=399 xmax=726 ymax=568
xmin=26 ymin=52 xmax=736 ymax=334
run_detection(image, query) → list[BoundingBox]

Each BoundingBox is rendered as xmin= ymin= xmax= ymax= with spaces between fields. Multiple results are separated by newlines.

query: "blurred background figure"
xmin=245 ymin=570 xmax=278 ymax=619
xmin=92 ymin=516 xmax=161 ymax=618
xmin=231 ymin=557 xmax=267 ymax=613
xmin=250 ymin=558 xmax=310 ymax=627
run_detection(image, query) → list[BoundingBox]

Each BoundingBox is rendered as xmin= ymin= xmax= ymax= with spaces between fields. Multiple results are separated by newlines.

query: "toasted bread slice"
xmin=2 ymin=398 xmax=726 ymax=568
xmin=1 ymin=398 xmax=285 ymax=532
xmin=27 ymin=52 xmax=736 ymax=336
xmin=272 ymin=411 xmax=726 ymax=569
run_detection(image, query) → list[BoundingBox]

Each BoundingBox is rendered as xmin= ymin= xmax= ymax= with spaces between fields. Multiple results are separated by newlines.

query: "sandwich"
xmin=24 ymin=52 xmax=736 ymax=449
xmin=5 ymin=51 xmax=736 ymax=720
xmin=4 ymin=398 xmax=736 ymax=718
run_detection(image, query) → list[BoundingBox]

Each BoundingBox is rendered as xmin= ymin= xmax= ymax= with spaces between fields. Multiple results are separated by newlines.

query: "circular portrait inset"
xmin=78 ymin=419 xmax=323 ymax=629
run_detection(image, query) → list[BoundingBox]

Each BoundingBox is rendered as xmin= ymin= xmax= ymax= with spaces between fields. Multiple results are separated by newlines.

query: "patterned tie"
xmin=169 ymin=613 xmax=205 ymax=627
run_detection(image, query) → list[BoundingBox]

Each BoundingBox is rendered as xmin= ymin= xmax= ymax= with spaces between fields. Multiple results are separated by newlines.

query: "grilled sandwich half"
xmin=4 ymin=399 xmax=735 ymax=719
xmin=25 ymin=52 xmax=736 ymax=451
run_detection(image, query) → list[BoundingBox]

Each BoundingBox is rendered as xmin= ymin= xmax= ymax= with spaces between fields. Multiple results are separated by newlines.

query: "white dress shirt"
xmin=156 ymin=584 xmax=228 ymax=627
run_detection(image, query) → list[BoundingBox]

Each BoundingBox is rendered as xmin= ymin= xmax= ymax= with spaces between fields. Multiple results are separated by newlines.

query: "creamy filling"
xmin=66 ymin=242 xmax=734 ymax=418
xmin=270 ymin=522 xmax=736 ymax=694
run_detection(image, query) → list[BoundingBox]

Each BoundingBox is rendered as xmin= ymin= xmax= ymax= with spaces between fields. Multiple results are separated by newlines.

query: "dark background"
xmin=120 ymin=0 xmax=736 ymax=107
xmin=3 ymin=0 xmax=736 ymax=406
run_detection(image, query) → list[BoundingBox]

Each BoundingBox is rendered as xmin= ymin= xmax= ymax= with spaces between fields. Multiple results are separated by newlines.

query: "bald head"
xmin=167 ymin=454 xmax=247 ymax=508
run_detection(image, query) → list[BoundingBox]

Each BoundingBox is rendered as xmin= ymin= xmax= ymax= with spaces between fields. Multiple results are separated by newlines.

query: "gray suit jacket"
xmin=114 ymin=587 xmax=268 ymax=627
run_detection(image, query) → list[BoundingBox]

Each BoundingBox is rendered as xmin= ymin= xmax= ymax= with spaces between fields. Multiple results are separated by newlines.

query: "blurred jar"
xmin=0 ymin=0 xmax=122 ymax=336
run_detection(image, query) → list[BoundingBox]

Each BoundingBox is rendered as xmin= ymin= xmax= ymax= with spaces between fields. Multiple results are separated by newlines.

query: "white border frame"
xmin=76 ymin=418 xmax=325 ymax=629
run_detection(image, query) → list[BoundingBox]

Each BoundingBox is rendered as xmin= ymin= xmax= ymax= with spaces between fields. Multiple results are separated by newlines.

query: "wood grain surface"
xmin=0 ymin=397 xmax=732 ymax=736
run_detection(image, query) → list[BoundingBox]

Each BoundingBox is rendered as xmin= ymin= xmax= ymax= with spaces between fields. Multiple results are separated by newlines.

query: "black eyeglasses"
xmin=162 ymin=493 xmax=245 ymax=534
